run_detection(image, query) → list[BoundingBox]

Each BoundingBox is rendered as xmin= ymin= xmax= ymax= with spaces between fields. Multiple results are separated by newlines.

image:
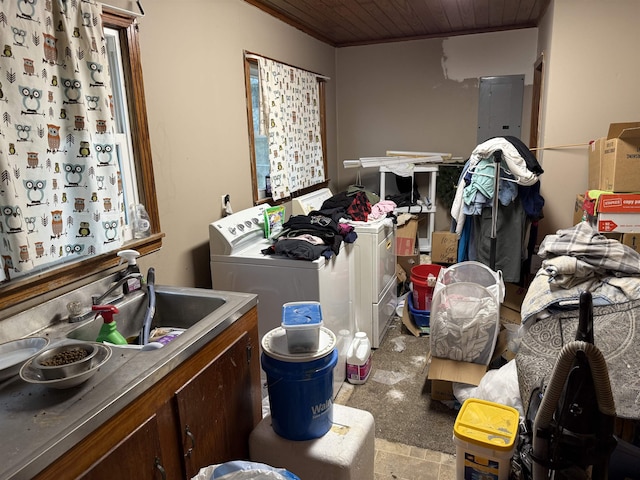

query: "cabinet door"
xmin=175 ymin=331 xmax=257 ymax=478
xmin=78 ymin=414 xmax=168 ymax=480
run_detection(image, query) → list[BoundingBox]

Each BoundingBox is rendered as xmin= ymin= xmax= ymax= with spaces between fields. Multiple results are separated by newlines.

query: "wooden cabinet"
xmin=78 ymin=414 xmax=166 ymax=480
xmin=175 ymin=330 xmax=258 ymax=478
xmin=35 ymin=307 xmax=261 ymax=480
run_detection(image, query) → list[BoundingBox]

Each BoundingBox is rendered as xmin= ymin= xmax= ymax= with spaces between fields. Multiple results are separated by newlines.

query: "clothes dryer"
xmin=292 ymin=189 xmax=397 ymax=347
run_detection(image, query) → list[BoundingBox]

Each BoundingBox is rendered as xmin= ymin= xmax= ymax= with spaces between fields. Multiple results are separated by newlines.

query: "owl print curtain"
xmin=0 ymin=0 xmax=123 ymax=280
xmin=257 ymin=57 xmax=325 ymax=201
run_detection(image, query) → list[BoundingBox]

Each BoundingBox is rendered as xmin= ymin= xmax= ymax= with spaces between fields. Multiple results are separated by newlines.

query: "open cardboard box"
xmin=601 ymin=122 xmax=640 ymax=192
xmin=426 ymin=327 xmax=509 ymax=402
xmin=427 ymin=355 xmax=488 ymax=402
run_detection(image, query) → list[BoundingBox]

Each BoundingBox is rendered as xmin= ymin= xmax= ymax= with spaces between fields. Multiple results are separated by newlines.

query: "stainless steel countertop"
xmin=0 ymin=287 xmax=257 ymax=480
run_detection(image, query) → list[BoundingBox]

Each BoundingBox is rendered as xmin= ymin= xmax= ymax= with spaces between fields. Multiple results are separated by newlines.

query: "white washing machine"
xmin=292 ymin=189 xmax=397 ymax=348
xmin=209 ymin=204 xmax=355 ymax=396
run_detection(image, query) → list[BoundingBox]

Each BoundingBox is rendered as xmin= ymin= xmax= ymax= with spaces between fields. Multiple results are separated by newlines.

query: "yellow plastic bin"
xmin=453 ymin=398 xmax=519 ymax=480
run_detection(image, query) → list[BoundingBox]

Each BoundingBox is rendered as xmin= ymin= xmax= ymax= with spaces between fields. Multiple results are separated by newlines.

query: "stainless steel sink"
xmin=0 ymin=274 xmax=258 ymax=480
xmin=67 ymin=288 xmax=227 ymax=344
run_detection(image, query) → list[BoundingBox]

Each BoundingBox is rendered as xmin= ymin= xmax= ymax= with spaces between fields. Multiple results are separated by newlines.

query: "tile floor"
xmin=336 ymin=383 xmax=457 ymax=479
xmin=374 ymin=438 xmax=456 ymax=480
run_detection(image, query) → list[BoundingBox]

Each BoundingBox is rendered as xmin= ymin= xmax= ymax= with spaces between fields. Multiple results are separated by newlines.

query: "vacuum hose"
xmin=139 ymin=267 xmax=156 ymax=345
xmin=532 ymin=340 xmax=616 ymax=479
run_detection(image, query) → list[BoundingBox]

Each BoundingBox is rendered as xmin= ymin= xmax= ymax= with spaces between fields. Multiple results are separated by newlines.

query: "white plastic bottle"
xmin=346 ymin=332 xmax=372 ymax=385
xmin=131 ymin=203 xmax=151 ymax=238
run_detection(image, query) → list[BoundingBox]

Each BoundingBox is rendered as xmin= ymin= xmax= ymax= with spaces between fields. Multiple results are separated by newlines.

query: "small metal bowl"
xmin=33 ymin=343 xmax=98 ymax=380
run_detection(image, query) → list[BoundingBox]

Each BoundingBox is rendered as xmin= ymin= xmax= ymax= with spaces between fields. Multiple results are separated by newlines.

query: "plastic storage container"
xmin=453 ymin=398 xmax=519 ymax=480
xmin=281 ymin=301 xmax=323 ymax=353
xmin=346 ymin=331 xmax=372 ymax=384
xmin=261 ymin=326 xmax=337 ymax=441
xmin=407 ymin=294 xmax=430 ymax=329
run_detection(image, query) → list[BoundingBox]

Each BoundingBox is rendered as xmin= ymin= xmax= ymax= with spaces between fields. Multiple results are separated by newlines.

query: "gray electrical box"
xmin=477 ymin=75 xmax=524 ymax=143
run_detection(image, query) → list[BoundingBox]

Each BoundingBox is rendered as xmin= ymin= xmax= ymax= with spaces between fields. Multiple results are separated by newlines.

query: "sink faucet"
xmin=92 ymin=272 xmax=143 ymax=306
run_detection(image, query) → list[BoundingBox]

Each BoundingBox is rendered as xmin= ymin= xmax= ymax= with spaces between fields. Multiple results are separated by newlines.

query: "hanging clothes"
xmin=451 ymin=137 xmax=544 ymax=281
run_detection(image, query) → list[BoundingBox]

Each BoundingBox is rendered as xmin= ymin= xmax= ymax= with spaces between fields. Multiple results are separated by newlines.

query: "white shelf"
xmin=379 ymin=164 xmax=439 ymax=253
xmin=418 ymin=237 xmax=431 ymax=253
xmin=394 ymin=205 xmax=436 ymax=215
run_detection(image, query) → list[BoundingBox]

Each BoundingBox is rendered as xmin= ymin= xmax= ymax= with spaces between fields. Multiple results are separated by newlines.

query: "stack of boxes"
xmin=581 ymin=122 xmax=640 ymax=252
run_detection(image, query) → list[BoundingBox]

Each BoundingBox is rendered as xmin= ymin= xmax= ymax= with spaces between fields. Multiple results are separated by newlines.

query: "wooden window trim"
xmin=0 ymin=9 xmax=162 ymax=313
xmin=244 ymin=54 xmax=329 ymax=205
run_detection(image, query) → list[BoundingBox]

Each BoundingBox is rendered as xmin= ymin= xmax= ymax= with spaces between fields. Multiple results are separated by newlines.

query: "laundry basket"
xmin=429 ymin=281 xmax=500 ymax=365
xmin=433 ymin=261 xmax=505 ymax=304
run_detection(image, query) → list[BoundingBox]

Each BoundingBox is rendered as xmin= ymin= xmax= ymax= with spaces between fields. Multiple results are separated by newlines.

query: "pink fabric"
xmin=370 ymin=200 xmax=397 ymax=220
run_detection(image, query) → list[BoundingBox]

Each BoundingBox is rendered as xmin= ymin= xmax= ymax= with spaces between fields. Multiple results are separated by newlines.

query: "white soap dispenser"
xmin=117 ymin=249 xmax=142 ymax=294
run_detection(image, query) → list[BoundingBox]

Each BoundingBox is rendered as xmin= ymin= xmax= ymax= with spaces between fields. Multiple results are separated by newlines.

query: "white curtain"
xmin=0 ymin=0 xmax=123 ymax=280
xmin=257 ymin=57 xmax=325 ymax=201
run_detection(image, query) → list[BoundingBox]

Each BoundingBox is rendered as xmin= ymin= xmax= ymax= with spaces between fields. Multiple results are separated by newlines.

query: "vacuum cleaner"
xmin=515 ymin=292 xmax=618 ymax=479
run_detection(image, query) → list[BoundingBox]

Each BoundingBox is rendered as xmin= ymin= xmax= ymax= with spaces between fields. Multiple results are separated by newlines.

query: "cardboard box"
xmin=429 ymin=379 xmax=455 ymax=402
xmin=397 ymin=254 xmax=420 ymax=278
xmin=503 ymin=282 xmax=527 ymax=312
xmin=500 ymin=305 xmax=521 ymax=325
xmin=573 ymin=193 xmax=586 ymax=225
xmin=601 ymin=122 xmax=640 ymax=192
xmin=396 ymin=218 xmax=418 ymax=256
xmin=427 ymin=354 xmax=488 ymax=402
xmin=594 ymin=193 xmax=640 ymax=233
xmin=588 ymin=138 xmax=606 ymax=190
xmin=430 ymin=231 xmax=458 ymax=264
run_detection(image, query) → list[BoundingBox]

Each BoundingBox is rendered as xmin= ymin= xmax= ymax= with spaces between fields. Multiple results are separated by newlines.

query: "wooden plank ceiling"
xmin=244 ymin=0 xmax=551 ymax=47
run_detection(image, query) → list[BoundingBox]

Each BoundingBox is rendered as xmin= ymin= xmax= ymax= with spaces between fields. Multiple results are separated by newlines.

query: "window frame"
xmin=243 ymin=53 xmax=329 ymax=205
xmin=0 ymin=9 xmax=163 ymax=313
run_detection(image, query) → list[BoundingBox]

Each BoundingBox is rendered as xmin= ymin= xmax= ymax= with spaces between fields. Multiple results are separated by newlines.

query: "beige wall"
xmin=535 ymin=0 xmax=640 ymax=240
xmin=106 ymin=0 xmax=337 ymax=287
xmin=334 ymin=30 xmax=537 ymax=230
xmin=109 ymin=0 xmax=640 ymax=288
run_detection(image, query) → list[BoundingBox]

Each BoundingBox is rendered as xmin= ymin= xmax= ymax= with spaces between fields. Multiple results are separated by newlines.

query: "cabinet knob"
xmin=184 ymin=425 xmax=196 ymax=458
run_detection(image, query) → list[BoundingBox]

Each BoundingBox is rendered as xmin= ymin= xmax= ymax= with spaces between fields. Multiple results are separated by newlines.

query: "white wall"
xmin=105 ymin=0 xmax=337 ymax=287
xmin=536 ymin=0 xmax=640 ymax=239
xmin=335 ymin=29 xmax=537 ymax=229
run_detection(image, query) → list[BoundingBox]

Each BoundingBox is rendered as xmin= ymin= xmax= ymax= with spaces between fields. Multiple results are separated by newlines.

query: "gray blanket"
xmin=521 ymin=222 xmax=640 ymax=326
xmin=517 ymin=298 xmax=640 ymax=420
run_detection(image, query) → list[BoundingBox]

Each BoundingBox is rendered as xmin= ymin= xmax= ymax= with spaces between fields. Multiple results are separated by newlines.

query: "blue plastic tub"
xmin=408 ymin=294 xmax=431 ymax=328
xmin=261 ymin=348 xmax=338 ymax=441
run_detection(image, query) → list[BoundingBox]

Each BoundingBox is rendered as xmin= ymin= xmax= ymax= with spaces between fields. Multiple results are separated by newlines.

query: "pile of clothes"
xmin=262 ymin=189 xmax=396 ymax=261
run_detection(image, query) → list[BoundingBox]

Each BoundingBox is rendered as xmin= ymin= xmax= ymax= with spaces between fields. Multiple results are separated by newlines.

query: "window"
xmin=105 ymin=26 xmax=140 ymax=234
xmin=0 ymin=9 xmax=162 ymax=312
xmin=244 ymin=53 xmax=329 ymax=204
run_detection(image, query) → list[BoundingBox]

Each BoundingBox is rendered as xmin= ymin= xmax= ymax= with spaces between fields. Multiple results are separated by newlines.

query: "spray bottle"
xmin=94 ymin=305 xmax=127 ymax=345
xmin=117 ymin=249 xmax=142 ymax=294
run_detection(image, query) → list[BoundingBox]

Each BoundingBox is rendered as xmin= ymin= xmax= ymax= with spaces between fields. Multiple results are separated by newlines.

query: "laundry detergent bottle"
xmin=346 ymin=331 xmax=372 ymax=384
xmin=94 ymin=305 xmax=127 ymax=345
